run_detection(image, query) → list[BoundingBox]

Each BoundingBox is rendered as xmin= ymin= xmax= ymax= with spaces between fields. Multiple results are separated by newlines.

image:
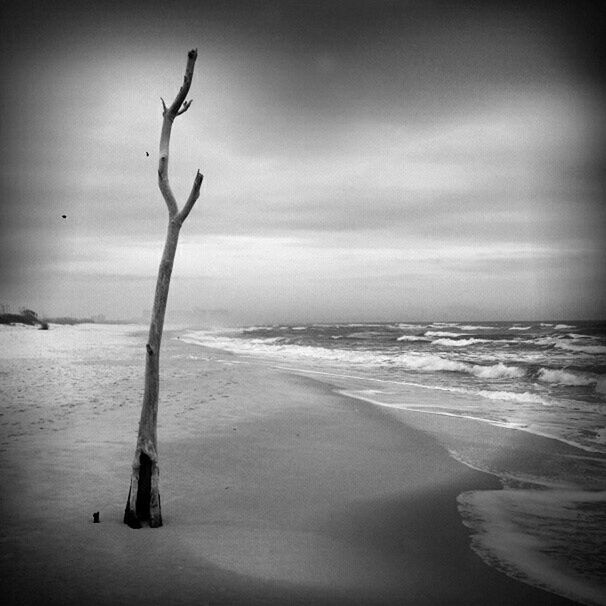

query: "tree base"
xmin=124 ymin=453 xmax=162 ymax=528
xmin=124 ymin=486 xmax=142 ymax=528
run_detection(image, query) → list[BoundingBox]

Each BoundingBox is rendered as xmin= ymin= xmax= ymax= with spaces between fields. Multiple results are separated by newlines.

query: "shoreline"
xmin=241 ymin=363 xmax=602 ymax=455
xmin=0 ymin=330 xmax=583 ymax=604
xmin=331 ymin=381 xmax=605 ymax=606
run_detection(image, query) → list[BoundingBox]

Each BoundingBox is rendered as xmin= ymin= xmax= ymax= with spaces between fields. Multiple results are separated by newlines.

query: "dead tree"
xmin=124 ymin=49 xmax=203 ymax=528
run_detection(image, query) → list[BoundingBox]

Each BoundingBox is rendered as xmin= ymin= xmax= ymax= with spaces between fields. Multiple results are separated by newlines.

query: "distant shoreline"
xmin=0 ymin=312 xmax=48 ymax=330
xmin=0 ymin=314 xmax=139 ymax=327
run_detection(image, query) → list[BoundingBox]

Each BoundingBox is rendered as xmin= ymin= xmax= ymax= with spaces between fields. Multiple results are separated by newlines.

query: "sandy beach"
xmin=0 ymin=325 xmax=583 ymax=605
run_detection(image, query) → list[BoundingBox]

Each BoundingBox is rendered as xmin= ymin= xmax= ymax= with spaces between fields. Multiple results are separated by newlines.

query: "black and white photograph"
xmin=1 ymin=1 xmax=604 ymax=604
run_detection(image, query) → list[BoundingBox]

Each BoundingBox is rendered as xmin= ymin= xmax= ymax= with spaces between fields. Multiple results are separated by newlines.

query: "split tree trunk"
xmin=124 ymin=49 xmax=203 ymax=529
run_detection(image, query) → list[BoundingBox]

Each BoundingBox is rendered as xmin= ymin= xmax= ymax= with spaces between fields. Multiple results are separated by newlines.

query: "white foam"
xmin=398 ymin=353 xmax=520 ymax=377
xmin=425 ymin=330 xmax=466 ymax=337
xmin=535 ymin=336 xmax=561 ymax=347
xmin=266 ymin=367 xmax=600 ymax=452
xmin=183 ymin=331 xmax=525 ymax=381
xmin=471 ymin=362 xmax=525 ymax=379
xmin=460 ymin=325 xmax=495 ymax=330
xmin=477 ymin=390 xmax=548 ymax=404
xmin=554 ymin=342 xmax=606 ymax=355
xmin=509 ymin=325 xmax=532 ymax=331
xmin=397 ymin=335 xmax=430 ymax=342
xmin=554 ymin=324 xmax=576 ymax=330
xmin=337 ymin=389 xmax=557 ymax=435
xmin=458 ymin=489 xmax=606 ymax=606
xmin=395 ymin=354 xmax=469 ymax=372
xmin=537 ymin=368 xmax=597 ymax=387
xmin=431 ymin=337 xmax=490 ymax=347
xmin=182 ymin=332 xmax=394 ymax=367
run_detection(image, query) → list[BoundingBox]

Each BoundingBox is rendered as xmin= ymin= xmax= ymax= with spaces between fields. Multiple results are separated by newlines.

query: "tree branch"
xmin=157 ymin=49 xmax=199 ymax=219
xmin=167 ymin=49 xmax=198 ymax=118
xmin=176 ymin=171 xmax=203 ymax=224
xmin=176 ymin=99 xmax=193 ymax=116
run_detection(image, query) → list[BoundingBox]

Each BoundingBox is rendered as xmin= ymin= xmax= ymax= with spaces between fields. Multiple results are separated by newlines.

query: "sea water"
xmin=183 ymin=321 xmax=606 ymax=605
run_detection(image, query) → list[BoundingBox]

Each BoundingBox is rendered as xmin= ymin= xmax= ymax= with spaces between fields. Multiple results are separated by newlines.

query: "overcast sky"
xmin=1 ymin=0 xmax=604 ymax=323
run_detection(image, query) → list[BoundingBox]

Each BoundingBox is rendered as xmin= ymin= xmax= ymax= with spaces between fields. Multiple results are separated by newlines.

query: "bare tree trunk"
xmin=124 ymin=49 xmax=203 ymax=529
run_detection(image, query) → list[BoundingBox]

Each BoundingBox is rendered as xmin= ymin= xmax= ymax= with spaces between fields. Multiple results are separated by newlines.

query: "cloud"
xmin=0 ymin=1 xmax=604 ymax=320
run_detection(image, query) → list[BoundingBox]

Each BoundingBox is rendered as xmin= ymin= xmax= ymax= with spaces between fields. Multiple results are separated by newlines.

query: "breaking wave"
xmin=183 ymin=331 xmax=525 ymax=381
xmin=476 ymin=390 xmax=548 ymax=404
xmin=554 ymin=341 xmax=606 ymax=355
xmin=537 ymin=368 xmax=598 ymax=387
xmin=431 ymin=338 xmax=490 ymax=347
xmin=389 ymin=355 xmax=525 ymax=380
xmin=471 ymin=362 xmax=525 ymax=379
xmin=425 ymin=330 xmax=466 ymax=337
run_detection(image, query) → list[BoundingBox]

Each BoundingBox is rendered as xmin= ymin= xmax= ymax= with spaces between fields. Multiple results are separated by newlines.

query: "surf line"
xmin=272 ymin=365 xmax=601 ymax=454
xmin=339 ymin=389 xmax=602 ymax=455
xmin=272 ymin=364 xmax=456 ymax=392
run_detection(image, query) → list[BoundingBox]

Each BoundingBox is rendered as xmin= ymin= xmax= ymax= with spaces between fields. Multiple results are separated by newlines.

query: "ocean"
xmin=182 ymin=320 xmax=606 ymax=605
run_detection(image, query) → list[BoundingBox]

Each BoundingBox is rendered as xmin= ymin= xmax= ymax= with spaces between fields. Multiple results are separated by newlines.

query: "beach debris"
xmin=93 ymin=511 xmax=100 ymax=523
